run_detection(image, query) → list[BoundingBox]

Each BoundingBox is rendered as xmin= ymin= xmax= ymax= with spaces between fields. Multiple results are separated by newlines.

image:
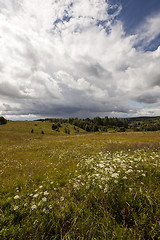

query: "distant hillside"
xmin=127 ymin=116 xmax=160 ymax=122
xmin=126 ymin=116 xmax=160 ymax=131
xmin=0 ymin=116 xmax=159 ymax=135
xmin=36 ymin=116 xmax=160 ymax=133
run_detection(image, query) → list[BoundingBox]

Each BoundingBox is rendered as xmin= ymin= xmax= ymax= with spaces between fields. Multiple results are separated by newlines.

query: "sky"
xmin=0 ymin=0 xmax=160 ymax=120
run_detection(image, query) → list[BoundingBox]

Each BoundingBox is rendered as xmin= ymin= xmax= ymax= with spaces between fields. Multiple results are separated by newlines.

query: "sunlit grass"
xmin=0 ymin=122 xmax=160 ymax=239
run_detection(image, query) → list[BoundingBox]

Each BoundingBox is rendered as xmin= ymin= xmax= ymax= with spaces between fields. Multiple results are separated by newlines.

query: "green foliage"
xmin=52 ymin=123 xmax=58 ymax=130
xmin=0 ymin=116 xmax=7 ymax=125
xmin=64 ymin=128 xmax=68 ymax=134
xmin=36 ymin=116 xmax=160 ymax=133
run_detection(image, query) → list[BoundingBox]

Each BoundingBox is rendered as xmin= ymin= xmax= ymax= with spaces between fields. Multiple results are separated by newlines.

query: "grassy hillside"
xmin=0 ymin=122 xmax=160 ymax=239
xmin=0 ymin=120 xmax=85 ymax=135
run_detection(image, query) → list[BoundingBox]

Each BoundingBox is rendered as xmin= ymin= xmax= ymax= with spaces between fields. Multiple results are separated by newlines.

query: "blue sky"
xmin=0 ymin=0 xmax=160 ymax=120
xmin=111 ymin=0 xmax=160 ymax=50
xmin=112 ymin=0 xmax=160 ymax=30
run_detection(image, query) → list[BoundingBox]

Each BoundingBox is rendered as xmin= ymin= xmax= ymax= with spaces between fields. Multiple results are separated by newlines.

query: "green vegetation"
xmin=128 ymin=116 xmax=160 ymax=131
xmin=0 ymin=121 xmax=160 ymax=239
xmin=0 ymin=116 xmax=7 ymax=125
xmin=37 ymin=116 xmax=160 ymax=133
xmin=37 ymin=116 xmax=128 ymax=133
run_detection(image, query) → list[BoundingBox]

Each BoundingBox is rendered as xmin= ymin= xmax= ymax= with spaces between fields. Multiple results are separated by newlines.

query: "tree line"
xmin=37 ymin=116 xmax=160 ymax=133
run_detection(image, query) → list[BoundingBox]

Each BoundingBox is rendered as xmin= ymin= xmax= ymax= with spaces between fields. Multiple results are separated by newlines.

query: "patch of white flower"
xmin=42 ymin=197 xmax=47 ymax=202
xmin=33 ymin=194 xmax=39 ymax=198
xmin=70 ymin=149 xmax=160 ymax=193
xmin=14 ymin=195 xmax=19 ymax=200
xmin=31 ymin=205 xmax=37 ymax=210
xmin=44 ymin=191 xmax=49 ymax=196
xmin=13 ymin=206 xmax=19 ymax=210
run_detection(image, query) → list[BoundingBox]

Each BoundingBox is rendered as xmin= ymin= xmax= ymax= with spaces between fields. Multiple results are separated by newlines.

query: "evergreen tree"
xmin=0 ymin=116 xmax=7 ymax=125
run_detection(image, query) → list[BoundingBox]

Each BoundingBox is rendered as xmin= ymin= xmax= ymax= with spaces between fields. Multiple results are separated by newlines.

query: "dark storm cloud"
xmin=135 ymin=94 xmax=159 ymax=104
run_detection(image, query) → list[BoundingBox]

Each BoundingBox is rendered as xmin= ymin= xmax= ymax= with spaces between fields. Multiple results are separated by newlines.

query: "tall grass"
xmin=0 ymin=123 xmax=160 ymax=239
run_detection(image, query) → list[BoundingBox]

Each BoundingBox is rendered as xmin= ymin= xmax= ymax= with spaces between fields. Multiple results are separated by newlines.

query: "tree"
xmin=52 ymin=123 xmax=58 ymax=130
xmin=0 ymin=116 xmax=7 ymax=125
xmin=93 ymin=117 xmax=103 ymax=126
xmin=93 ymin=125 xmax=99 ymax=132
xmin=85 ymin=124 xmax=90 ymax=132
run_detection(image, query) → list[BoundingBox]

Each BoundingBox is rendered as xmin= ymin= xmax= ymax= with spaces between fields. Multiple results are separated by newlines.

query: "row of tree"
xmin=46 ymin=117 xmax=128 ymax=132
xmin=37 ymin=116 xmax=160 ymax=133
xmin=68 ymin=117 xmax=128 ymax=132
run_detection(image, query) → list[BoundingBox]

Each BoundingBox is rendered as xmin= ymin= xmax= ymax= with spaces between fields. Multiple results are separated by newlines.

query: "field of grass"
xmin=0 ymin=121 xmax=160 ymax=239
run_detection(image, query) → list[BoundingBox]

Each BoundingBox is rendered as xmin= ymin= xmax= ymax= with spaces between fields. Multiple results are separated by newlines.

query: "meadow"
xmin=0 ymin=121 xmax=160 ymax=239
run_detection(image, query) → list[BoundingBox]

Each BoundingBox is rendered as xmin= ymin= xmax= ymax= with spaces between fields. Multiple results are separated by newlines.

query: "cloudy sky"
xmin=0 ymin=0 xmax=160 ymax=120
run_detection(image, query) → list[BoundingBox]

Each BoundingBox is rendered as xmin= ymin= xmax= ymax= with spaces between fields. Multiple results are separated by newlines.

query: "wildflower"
xmin=33 ymin=193 xmax=39 ymax=198
xmin=111 ymin=173 xmax=119 ymax=178
xmin=13 ymin=206 xmax=19 ymax=210
xmin=126 ymin=169 xmax=133 ymax=174
xmin=43 ymin=208 xmax=49 ymax=214
xmin=39 ymin=185 xmax=43 ymax=189
xmin=60 ymin=197 xmax=64 ymax=202
xmin=31 ymin=205 xmax=37 ymax=210
xmin=42 ymin=197 xmax=47 ymax=202
xmin=104 ymin=186 xmax=108 ymax=193
xmin=44 ymin=191 xmax=49 ymax=196
xmin=14 ymin=195 xmax=19 ymax=200
xmin=24 ymin=203 xmax=28 ymax=207
xmin=34 ymin=220 xmax=39 ymax=225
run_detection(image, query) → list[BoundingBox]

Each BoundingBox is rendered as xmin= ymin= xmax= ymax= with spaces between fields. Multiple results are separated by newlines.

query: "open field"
xmin=0 ymin=121 xmax=160 ymax=239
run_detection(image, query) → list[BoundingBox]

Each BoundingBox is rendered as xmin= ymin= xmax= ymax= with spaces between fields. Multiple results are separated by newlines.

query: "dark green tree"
xmin=0 ymin=116 xmax=7 ymax=125
xmin=52 ymin=123 xmax=58 ymax=130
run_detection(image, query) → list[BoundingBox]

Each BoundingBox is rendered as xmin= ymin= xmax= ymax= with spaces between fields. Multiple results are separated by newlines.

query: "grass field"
xmin=0 ymin=121 xmax=160 ymax=239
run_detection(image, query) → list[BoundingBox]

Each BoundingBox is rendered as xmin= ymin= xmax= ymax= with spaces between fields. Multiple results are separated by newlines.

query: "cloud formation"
xmin=0 ymin=0 xmax=160 ymax=119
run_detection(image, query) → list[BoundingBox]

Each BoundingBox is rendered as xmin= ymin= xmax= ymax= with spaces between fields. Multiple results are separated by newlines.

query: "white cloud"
xmin=135 ymin=13 xmax=160 ymax=47
xmin=0 ymin=0 xmax=160 ymax=119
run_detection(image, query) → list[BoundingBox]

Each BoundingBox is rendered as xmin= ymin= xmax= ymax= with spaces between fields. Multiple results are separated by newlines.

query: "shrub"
xmin=52 ymin=124 xmax=58 ymax=130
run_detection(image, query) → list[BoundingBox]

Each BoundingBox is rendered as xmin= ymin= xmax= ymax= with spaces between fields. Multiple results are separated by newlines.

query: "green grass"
xmin=0 ymin=122 xmax=160 ymax=239
xmin=0 ymin=121 xmax=85 ymax=136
